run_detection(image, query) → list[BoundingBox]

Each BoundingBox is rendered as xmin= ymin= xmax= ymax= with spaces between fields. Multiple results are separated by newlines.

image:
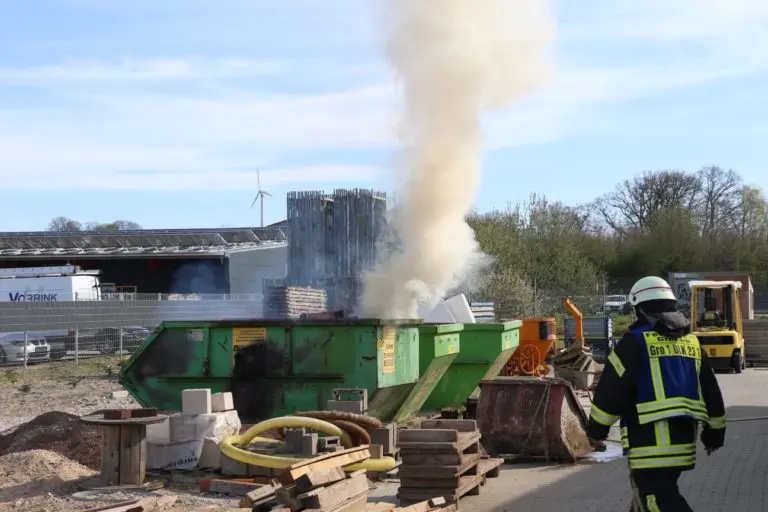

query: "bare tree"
xmin=47 ymin=216 xmax=82 ymax=232
xmin=85 ymin=220 xmax=143 ymax=232
xmin=696 ymin=166 xmax=741 ymax=237
xmin=595 ymin=170 xmax=702 ymax=236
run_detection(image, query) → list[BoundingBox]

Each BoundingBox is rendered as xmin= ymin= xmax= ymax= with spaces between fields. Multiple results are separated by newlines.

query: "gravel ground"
xmin=0 ymin=358 xmax=139 ymax=435
xmin=0 ymin=358 xmax=244 ymax=511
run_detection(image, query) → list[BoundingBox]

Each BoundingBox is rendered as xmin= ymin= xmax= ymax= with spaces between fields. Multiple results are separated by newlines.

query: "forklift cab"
xmin=689 ymin=280 xmax=745 ymax=373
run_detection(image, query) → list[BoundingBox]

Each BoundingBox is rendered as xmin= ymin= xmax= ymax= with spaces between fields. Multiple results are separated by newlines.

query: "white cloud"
xmin=2 ymin=0 xmax=768 ymax=190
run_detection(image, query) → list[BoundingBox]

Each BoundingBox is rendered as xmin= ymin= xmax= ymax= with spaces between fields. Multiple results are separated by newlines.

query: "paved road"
xmin=370 ymin=369 xmax=768 ymax=511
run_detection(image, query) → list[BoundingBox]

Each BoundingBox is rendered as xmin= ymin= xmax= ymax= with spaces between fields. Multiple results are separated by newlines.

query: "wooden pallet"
xmin=396 ymin=420 xmax=503 ymax=505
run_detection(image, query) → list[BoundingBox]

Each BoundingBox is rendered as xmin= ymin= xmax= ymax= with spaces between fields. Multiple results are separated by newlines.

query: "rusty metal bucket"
xmin=476 ymin=376 xmax=593 ymax=462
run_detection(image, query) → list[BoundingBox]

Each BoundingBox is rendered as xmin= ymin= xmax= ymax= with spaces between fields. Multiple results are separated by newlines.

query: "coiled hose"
xmin=219 ymin=416 xmax=396 ymax=472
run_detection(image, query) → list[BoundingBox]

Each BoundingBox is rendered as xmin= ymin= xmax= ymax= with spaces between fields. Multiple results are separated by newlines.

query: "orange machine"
xmin=502 ymin=317 xmax=557 ymax=377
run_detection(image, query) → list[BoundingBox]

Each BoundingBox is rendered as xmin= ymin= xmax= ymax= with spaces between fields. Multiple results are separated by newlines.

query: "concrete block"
xmin=284 ymin=428 xmax=307 ymax=452
xmin=371 ymin=424 xmax=396 ymax=455
xmin=211 ymin=392 xmax=234 ymax=412
xmin=198 ymin=439 xmax=221 ymax=469
xmin=110 ymin=390 xmax=129 ymax=399
xmin=318 ymin=436 xmax=340 ymax=452
xmin=301 ymin=433 xmax=318 ymax=456
xmin=248 ymin=465 xmax=280 ymax=477
xmin=326 ymin=400 xmax=365 ymax=414
xmin=221 ymin=453 xmax=249 ymax=476
xmin=182 ymin=388 xmax=212 ymax=415
xmin=146 ymin=418 xmax=170 ymax=444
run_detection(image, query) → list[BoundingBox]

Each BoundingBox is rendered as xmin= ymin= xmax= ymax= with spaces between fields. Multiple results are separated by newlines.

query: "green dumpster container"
xmin=118 ymin=319 xmax=421 ymax=421
xmin=421 ymin=320 xmax=521 ymax=411
xmin=391 ymin=323 xmax=462 ymax=423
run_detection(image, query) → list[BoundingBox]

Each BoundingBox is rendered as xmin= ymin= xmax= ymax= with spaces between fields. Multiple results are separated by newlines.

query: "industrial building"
xmin=0 ymin=226 xmax=288 ymax=296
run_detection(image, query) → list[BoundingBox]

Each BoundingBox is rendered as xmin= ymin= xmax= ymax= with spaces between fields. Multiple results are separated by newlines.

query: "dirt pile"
xmin=0 ymin=411 xmax=102 ymax=469
xmin=0 ymin=449 xmax=96 ymax=501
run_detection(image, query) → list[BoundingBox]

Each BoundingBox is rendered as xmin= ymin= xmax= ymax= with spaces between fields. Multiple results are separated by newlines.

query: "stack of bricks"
xmin=264 ymin=285 xmax=328 ymax=319
xmin=396 ymin=419 xmax=503 ymax=506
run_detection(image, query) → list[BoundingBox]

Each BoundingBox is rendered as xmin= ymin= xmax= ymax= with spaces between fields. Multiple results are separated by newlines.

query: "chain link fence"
xmin=0 ymin=294 xmax=264 ymax=368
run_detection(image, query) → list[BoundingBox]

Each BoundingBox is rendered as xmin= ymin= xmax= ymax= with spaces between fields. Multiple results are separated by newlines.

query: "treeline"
xmin=47 ymin=216 xmax=142 ymax=232
xmin=468 ymin=166 xmax=768 ymax=317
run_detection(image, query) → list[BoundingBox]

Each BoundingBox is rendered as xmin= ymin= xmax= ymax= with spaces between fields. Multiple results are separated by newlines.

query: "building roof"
xmin=0 ymin=227 xmax=288 ymax=259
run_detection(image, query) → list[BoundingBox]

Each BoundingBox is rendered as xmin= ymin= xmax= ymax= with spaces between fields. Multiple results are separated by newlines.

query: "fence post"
xmin=119 ymin=327 xmax=124 ymax=360
xmin=23 ymin=330 xmax=28 ymax=369
xmin=74 ymin=329 xmax=79 ymax=363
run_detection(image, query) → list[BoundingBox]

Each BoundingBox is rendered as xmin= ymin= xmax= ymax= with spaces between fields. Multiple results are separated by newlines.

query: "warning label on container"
xmin=380 ymin=327 xmax=396 ymax=374
xmin=233 ymin=327 xmax=267 ymax=354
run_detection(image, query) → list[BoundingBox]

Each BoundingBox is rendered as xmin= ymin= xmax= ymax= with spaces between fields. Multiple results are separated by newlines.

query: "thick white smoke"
xmin=359 ymin=0 xmax=556 ymax=319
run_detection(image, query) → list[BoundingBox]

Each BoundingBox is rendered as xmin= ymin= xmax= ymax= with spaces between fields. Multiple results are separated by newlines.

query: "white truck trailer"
xmin=0 ymin=265 xmax=101 ymax=302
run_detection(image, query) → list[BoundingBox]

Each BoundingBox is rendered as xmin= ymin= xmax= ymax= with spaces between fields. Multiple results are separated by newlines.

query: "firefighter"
xmin=587 ymin=276 xmax=726 ymax=511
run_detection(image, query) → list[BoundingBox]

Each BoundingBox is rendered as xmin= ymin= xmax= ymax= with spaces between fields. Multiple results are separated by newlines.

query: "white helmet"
xmin=629 ymin=276 xmax=677 ymax=307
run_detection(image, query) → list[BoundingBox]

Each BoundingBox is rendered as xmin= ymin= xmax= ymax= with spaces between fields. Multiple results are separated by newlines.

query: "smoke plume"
xmin=360 ymin=0 xmax=556 ymax=319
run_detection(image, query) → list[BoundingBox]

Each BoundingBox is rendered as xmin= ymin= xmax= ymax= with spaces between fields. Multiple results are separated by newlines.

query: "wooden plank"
xmin=397 ymin=475 xmax=482 ymax=504
xmin=400 ymin=451 xmax=480 ymax=468
xmin=420 ymin=420 xmax=477 ymax=432
xmin=366 ymin=503 xmax=396 ymax=512
xmin=398 ymin=429 xmax=458 ymax=443
xmin=398 ymin=433 xmax=481 ymax=454
xmin=477 ymin=458 xmax=504 ymax=478
xmin=398 ymin=454 xmax=480 ymax=479
xmin=279 ymin=446 xmax=371 ymax=484
xmin=198 ymin=478 xmax=263 ymax=495
xmin=304 ymin=491 xmax=369 ymax=512
xmin=118 ymin=424 xmax=146 ymax=486
xmin=294 ymin=466 xmax=347 ymax=493
xmin=100 ymin=425 xmax=121 ymax=485
xmin=298 ymin=471 xmax=369 ymax=510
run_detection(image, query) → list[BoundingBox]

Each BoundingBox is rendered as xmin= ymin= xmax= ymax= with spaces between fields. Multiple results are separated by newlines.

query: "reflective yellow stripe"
xmin=620 ymin=427 xmax=629 ymax=449
xmin=589 ymin=404 xmax=619 ymax=426
xmin=638 ymin=408 xmax=709 ymax=425
xmin=629 ymin=454 xmax=696 ymax=470
xmin=637 ymin=397 xmax=708 ymax=414
xmin=646 ymin=495 xmax=662 ymax=512
xmin=608 ymin=351 xmax=626 ymax=377
xmin=654 ymin=420 xmax=671 ymax=446
xmin=629 ymin=443 xmax=696 ymax=458
xmin=648 ymin=357 xmax=667 ymax=401
xmin=708 ymin=415 xmax=727 ymax=429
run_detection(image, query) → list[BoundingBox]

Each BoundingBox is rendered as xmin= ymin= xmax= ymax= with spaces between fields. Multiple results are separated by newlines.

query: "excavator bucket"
xmin=475 ymin=376 xmax=593 ymax=461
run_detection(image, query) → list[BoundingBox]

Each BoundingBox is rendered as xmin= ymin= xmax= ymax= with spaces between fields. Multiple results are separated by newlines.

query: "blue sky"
xmin=1 ymin=0 xmax=767 ymax=231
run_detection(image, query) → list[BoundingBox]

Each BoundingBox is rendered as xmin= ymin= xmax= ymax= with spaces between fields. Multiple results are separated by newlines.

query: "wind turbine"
xmin=250 ymin=168 xmax=272 ymax=227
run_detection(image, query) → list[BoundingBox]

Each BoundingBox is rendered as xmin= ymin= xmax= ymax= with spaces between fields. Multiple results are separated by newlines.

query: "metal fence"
xmin=0 ymin=293 xmax=264 ymax=368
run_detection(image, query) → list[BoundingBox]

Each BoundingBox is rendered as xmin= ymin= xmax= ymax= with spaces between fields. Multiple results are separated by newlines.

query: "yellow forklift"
xmin=689 ymin=280 xmax=746 ymax=373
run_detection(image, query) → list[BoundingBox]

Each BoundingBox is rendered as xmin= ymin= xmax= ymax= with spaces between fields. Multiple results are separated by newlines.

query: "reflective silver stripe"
xmin=608 ymin=351 xmax=626 ymax=377
xmin=646 ymin=495 xmax=662 ymax=512
xmin=708 ymin=415 xmax=727 ymax=429
xmin=637 ymin=397 xmax=708 ymax=414
xmin=629 ymin=443 xmax=696 ymax=458
xmin=654 ymin=420 xmax=671 ymax=446
xmin=620 ymin=427 xmax=629 ymax=449
xmin=638 ymin=409 xmax=709 ymax=425
xmin=629 ymin=454 xmax=696 ymax=470
xmin=590 ymin=404 xmax=619 ymax=426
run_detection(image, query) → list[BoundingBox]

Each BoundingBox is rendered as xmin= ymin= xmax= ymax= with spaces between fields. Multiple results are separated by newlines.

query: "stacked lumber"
xmin=395 ymin=419 xmax=503 ymax=506
xmin=744 ymin=319 xmax=768 ymax=364
xmin=553 ymin=345 xmax=602 ymax=390
xmin=264 ymin=286 xmax=328 ymax=319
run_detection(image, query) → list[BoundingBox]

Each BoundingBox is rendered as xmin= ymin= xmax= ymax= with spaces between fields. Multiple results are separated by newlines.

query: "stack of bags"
xmin=264 ymin=286 xmax=328 ymax=319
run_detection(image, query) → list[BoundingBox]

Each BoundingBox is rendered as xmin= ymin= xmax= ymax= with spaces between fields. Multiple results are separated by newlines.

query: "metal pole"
xmin=74 ymin=329 xmax=79 ymax=363
xmin=23 ymin=331 xmax=28 ymax=368
xmin=119 ymin=327 xmax=124 ymax=360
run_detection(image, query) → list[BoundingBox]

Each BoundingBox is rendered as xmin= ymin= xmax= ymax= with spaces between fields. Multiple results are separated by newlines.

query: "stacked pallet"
xmin=396 ymin=419 xmax=503 ymax=506
xmin=745 ymin=319 xmax=768 ymax=365
xmin=264 ymin=286 xmax=328 ymax=319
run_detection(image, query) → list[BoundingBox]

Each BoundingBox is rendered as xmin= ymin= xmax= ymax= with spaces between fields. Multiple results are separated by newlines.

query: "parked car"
xmin=94 ymin=326 xmax=152 ymax=355
xmin=0 ymin=332 xmax=50 ymax=365
xmin=603 ymin=295 xmax=630 ymax=314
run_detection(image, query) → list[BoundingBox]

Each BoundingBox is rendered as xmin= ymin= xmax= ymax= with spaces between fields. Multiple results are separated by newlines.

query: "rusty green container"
xmin=118 ymin=319 xmax=421 ymax=421
xmin=391 ymin=323 xmax=462 ymax=423
xmin=421 ymin=320 xmax=522 ymax=411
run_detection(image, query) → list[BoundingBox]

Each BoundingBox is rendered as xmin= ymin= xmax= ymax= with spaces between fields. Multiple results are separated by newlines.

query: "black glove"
xmin=701 ymin=426 xmax=725 ymax=454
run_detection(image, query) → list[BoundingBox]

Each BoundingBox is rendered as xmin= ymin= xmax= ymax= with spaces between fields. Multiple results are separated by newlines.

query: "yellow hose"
xmin=219 ymin=416 xmax=397 ymax=472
